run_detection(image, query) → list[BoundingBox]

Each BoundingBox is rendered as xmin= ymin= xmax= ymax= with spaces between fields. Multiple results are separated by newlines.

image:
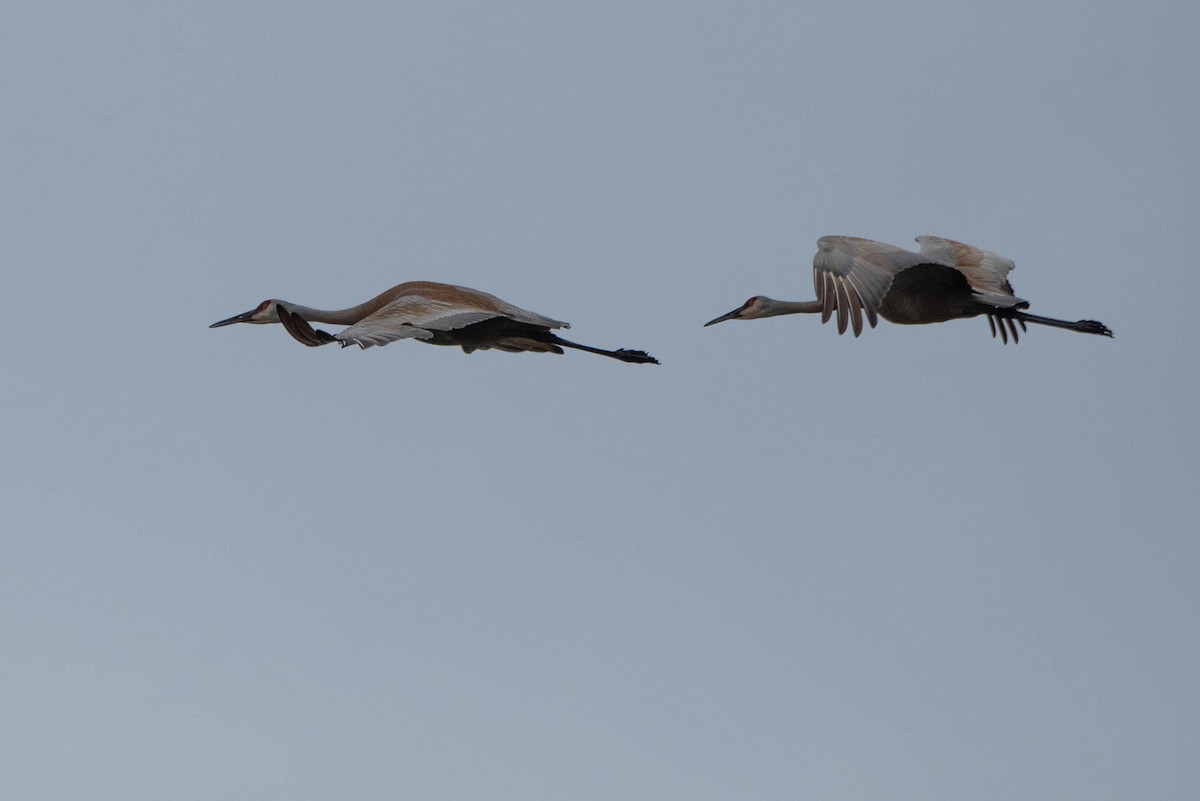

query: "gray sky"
xmin=3 ymin=1 xmax=1198 ymax=798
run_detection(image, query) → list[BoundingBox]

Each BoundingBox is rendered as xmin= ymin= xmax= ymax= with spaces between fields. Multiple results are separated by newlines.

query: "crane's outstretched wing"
xmin=272 ymin=300 xmax=454 ymax=349
xmin=813 ymin=236 xmax=935 ymax=336
xmin=333 ymin=287 xmax=570 ymax=350
xmin=914 ymin=236 xmax=1025 ymax=307
xmin=276 ymin=298 xmax=507 ymax=349
xmin=332 ymin=297 xmax=494 ymax=348
xmin=916 ymin=235 xmax=1029 ymax=343
xmin=274 ymin=282 xmax=572 ymax=350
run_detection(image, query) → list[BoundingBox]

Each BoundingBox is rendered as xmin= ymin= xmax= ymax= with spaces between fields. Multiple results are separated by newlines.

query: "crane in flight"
xmin=211 ymin=281 xmax=659 ymax=364
xmin=704 ymin=235 xmax=1113 ymax=344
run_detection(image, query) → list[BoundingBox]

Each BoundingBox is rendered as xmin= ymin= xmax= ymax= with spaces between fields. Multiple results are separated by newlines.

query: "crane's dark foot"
xmin=1076 ymin=320 xmax=1114 ymax=338
xmin=615 ymin=349 xmax=660 ymax=365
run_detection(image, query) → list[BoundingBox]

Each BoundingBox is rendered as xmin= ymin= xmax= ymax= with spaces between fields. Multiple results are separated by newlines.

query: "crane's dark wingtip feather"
xmin=278 ymin=306 xmax=336 ymax=347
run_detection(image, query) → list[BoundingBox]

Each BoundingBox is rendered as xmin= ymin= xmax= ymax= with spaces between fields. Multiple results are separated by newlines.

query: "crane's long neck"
xmin=757 ymin=298 xmax=824 ymax=318
xmin=276 ymin=297 xmax=392 ymax=326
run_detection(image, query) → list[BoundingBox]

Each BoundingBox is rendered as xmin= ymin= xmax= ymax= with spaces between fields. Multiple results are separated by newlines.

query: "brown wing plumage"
xmin=812 ymin=236 xmax=938 ymax=336
xmin=915 ymin=236 xmax=1029 ymax=343
xmin=333 ymin=283 xmax=570 ymax=350
xmin=914 ymin=236 xmax=1024 ymax=304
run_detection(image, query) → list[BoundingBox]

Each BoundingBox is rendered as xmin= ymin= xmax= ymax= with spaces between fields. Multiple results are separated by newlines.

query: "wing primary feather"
xmin=834 ymin=279 xmax=850 ymax=334
xmin=865 ymin=303 xmax=879 ymax=329
xmin=279 ymin=306 xmax=335 ymax=347
xmin=821 ymin=272 xmax=836 ymax=324
xmin=849 ymin=290 xmax=863 ymax=337
xmin=840 ymin=270 xmax=869 ymax=337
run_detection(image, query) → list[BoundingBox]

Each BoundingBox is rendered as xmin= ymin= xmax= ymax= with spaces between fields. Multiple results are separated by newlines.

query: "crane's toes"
xmin=1077 ymin=320 xmax=1114 ymax=338
xmin=616 ymin=348 xmax=660 ymax=365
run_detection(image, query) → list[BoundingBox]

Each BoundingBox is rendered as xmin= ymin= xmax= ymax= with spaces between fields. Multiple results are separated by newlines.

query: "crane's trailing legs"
xmin=989 ymin=308 xmax=1112 ymax=344
xmin=984 ymin=306 xmax=1113 ymax=340
xmin=541 ymin=334 xmax=660 ymax=364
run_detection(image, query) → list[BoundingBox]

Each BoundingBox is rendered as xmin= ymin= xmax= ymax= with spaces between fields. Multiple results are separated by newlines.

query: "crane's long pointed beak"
xmin=209 ymin=310 xmax=256 ymax=328
xmin=704 ymin=307 xmax=742 ymax=327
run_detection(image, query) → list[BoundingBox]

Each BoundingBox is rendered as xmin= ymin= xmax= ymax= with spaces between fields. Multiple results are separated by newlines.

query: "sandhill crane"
xmin=211 ymin=281 xmax=659 ymax=364
xmin=704 ymin=235 xmax=1113 ymax=343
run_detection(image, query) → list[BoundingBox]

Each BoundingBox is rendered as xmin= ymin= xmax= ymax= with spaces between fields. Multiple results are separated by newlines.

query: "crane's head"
xmin=704 ymin=296 xmax=769 ymax=326
xmin=210 ymin=300 xmax=283 ymax=327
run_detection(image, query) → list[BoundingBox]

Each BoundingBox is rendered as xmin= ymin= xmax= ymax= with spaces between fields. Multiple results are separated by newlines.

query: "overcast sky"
xmin=3 ymin=1 xmax=1198 ymax=799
